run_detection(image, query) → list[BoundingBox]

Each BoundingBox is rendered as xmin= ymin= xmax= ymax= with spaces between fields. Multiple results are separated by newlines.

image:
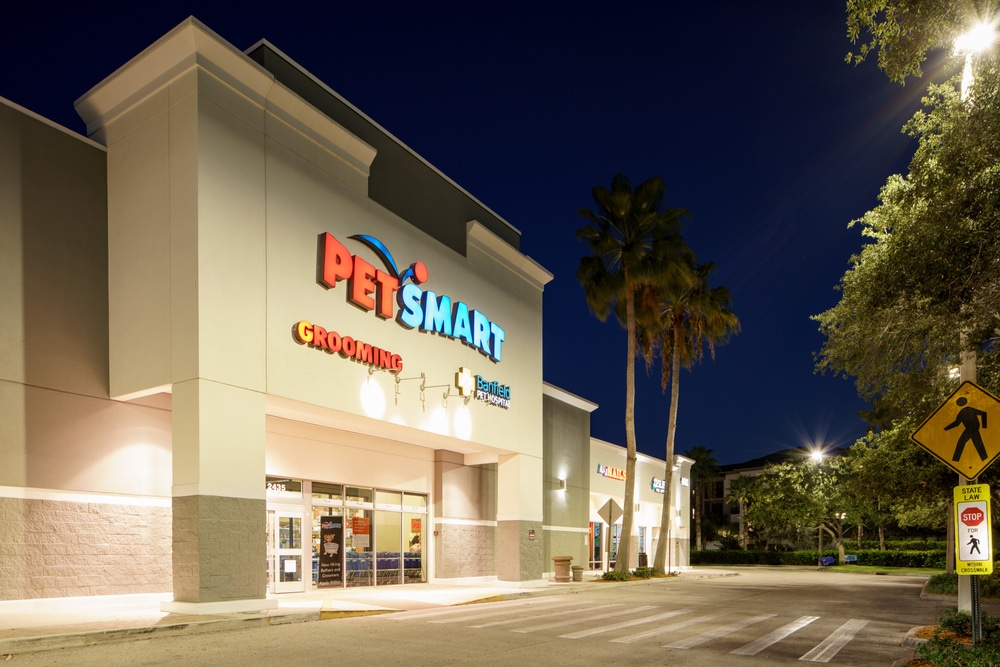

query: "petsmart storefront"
xmin=1 ymin=18 xmax=558 ymax=614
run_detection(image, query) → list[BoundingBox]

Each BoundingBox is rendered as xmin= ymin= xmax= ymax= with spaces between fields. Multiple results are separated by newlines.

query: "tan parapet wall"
xmin=0 ymin=496 xmax=171 ymax=601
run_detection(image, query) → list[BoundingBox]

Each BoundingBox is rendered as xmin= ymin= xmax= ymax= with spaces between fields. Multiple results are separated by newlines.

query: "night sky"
xmin=4 ymin=2 xmax=946 ymax=464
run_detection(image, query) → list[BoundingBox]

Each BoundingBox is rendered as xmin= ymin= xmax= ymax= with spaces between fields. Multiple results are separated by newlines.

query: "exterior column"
xmin=497 ymin=453 xmax=544 ymax=583
xmin=162 ymin=379 xmax=272 ymax=613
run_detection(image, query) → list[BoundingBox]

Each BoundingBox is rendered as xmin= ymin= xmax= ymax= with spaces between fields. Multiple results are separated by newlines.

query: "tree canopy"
xmin=846 ymin=0 xmax=997 ymax=83
xmin=814 ymin=61 xmax=1000 ymax=418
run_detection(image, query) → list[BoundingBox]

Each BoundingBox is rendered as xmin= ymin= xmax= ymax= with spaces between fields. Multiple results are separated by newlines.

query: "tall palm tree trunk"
xmin=694 ymin=482 xmax=703 ymax=550
xmin=616 ymin=285 xmax=637 ymax=572
xmin=653 ymin=323 xmax=683 ymax=572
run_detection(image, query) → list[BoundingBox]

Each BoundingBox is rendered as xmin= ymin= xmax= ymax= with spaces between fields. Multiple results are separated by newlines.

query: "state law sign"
xmin=954 ymin=484 xmax=993 ymax=575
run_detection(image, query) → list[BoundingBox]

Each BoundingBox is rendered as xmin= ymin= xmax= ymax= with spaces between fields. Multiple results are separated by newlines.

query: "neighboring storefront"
xmin=0 ymin=18 xmax=690 ymax=612
xmin=590 ymin=440 xmax=693 ymax=572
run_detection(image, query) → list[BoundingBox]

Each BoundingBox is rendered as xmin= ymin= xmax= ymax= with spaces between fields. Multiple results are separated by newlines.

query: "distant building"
xmin=703 ymin=447 xmax=848 ymax=545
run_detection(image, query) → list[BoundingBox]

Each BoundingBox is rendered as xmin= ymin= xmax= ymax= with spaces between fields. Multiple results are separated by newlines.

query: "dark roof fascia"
xmin=244 ymin=40 xmax=521 ymax=257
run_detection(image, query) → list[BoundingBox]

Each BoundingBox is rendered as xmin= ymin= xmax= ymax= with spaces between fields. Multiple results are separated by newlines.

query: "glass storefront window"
xmin=375 ymin=510 xmax=402 ymax=585
xmin=268 ymin=478 xmax=427 ymax=589
xmin=403 ymin=513 xmax=425 ymax=583
xmin=345 ymin=508 xmax=373 ymax=587
xmin=312 ymin=482 xmax=342 ymax=502
xmin=376 ymin=490 xmax=401 ymax=508
xmin=346 ymin=486 xmax=373 ymax=505
xmin=403 ymin=493 xmax=426 ymax=511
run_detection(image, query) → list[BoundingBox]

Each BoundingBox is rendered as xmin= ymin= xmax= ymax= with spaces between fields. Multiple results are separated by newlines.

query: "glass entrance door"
xmin=267 ymin=509 xmax=305 ymax=593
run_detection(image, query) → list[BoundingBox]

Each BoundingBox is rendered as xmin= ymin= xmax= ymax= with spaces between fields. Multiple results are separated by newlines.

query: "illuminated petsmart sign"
xmin=319 ymin=233 xmax=506 ymax=362
xmin=597 ymin=464 xmax=627 ymax=481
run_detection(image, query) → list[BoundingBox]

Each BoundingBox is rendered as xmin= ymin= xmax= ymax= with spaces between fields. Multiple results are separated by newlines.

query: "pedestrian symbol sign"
xmin=911 ymin=382 xmax=1000 ymax=479
xmin=954 ymin=484 xmax=992 ymax=575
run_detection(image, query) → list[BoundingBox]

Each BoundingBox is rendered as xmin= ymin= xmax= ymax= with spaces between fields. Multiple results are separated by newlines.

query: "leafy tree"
xmin=815 ymin=61 xmax=1000 ymax=421
xmin=684 ymin=446 xmax=720 ymax=550
xmin=638 ymin=259 xmax=739 ymax=574
xmin=576 ymin=174 xmax=687 ymax=572
xmin=745 ymin=457 xmax=860 ymax=563
xmin=846 ymin=0 xmax=992 ymax=83
xmin=844 ymin=424 xmax=952 ymax=549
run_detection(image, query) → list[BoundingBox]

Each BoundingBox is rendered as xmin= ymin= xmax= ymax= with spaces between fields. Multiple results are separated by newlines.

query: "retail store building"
xmin=0 ymin=18 xmax=689 ymax=613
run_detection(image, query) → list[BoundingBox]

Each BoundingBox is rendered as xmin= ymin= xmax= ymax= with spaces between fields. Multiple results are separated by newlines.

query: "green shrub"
xmin=632 ymin=566 xmax=654 ymax=579
xmin=918 ymin=636 xmax=1000 ymax=666
xmin=690 ymin=548 xmax=947 ymax=568
xmin=917 ymin=607 xmax=1000 ymax=664
xmin=926 ymin=572 xmax=959 ymax=596
xmin=981 ymin=571 xmax=1000 ymax=598
xmin=602 ymin=569 xmax=630 ymax=581
xmin=716 ymin=535 xmax=742 ymax=550
xmin=938 ymin=607 xmax=973 ymax=636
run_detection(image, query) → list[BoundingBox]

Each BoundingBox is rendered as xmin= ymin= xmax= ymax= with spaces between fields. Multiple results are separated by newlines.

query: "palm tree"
xmin=644 ymin=260 xmax=740 ymax=573
xmin=725 ymin=475 xmax=755 ymax=548
xmin=684 ymin=445 xmax=719 ymax=550
xmin=577 ymin=174 xmax=687 ymax=572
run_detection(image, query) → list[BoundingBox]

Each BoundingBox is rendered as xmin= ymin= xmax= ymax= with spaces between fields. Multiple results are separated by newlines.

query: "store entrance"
xmin=266 ymin=508 xmax=305 ymax=593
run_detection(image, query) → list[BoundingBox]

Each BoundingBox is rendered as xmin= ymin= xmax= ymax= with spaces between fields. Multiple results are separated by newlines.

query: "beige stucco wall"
xmin=589 ymin=438 xmax=692 ymax=569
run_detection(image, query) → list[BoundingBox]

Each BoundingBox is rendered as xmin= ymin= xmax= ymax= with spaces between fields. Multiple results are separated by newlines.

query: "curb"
xmin=0 ymin=610 xmax=319 ymax=656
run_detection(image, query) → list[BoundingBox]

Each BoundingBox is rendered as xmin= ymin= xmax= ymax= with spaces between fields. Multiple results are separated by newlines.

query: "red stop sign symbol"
xmin=962 ymin=508 xmax=985 ymax=526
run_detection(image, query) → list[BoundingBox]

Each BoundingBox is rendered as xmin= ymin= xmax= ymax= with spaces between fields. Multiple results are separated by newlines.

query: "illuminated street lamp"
xmin=955 ymin=22 xmax=996 ymax=101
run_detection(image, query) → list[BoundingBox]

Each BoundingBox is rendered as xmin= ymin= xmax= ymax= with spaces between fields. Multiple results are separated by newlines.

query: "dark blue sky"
xmin=4 ymin=2 xmax=943 ymax=464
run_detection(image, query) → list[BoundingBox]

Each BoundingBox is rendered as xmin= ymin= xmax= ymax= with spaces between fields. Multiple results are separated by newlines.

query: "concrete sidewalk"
xmin=0 ymin=569 xmax=735 ymax=656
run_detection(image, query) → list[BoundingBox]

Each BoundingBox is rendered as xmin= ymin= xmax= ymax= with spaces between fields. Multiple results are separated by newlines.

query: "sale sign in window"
xmin=955 ymin=484 xmax=993 ymax=575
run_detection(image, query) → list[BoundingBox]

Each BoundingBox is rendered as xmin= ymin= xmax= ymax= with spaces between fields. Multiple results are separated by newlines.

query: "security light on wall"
xmin=559 ymin=478 xmax=566 ymax=491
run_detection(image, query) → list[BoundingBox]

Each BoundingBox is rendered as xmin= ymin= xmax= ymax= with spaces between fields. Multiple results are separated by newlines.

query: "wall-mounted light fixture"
xmin=559 ymin=478 xmax=567 ymax=491
xmin=395 ymin=372 xmax=455 ymax=411
xmin=395 ymin=372 xmax=425 ymax=406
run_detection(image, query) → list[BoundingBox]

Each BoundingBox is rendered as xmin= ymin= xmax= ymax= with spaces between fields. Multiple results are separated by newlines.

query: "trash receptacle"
xmin=638 ymin=553 xmax=648 ymax=567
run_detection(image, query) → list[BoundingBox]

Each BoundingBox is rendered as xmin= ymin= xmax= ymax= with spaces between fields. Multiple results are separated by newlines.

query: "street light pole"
xmin=952 ymin=21 xmax=994 ymax=621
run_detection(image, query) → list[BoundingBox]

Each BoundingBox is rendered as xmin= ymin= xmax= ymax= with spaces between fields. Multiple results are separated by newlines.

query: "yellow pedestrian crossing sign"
xmin=911 ymin=382 xmax=1000 ymax=479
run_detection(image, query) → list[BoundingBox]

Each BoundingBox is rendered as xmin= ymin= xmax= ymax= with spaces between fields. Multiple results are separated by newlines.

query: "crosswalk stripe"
xmin=430 ymin=599 xmax=584 ymax=624
xmin=558 ymin=609 xmax=694 ymax=639
xmin=379 ymin=595 xmax=565 ymax=621
xmin=471 ymin=603 xmax=624 ymax=628
xmin=665 ymin=613 xmax=776 ymax=649
xmin=731 ymin=615 xmax=820 ymax=655
xmin=799 ymin=618 xmax=869 ymax=662
xmin=611 ymin=611 xmax=732 ymax=644
xmin=512 ymin=605 xmax=657 ymax=633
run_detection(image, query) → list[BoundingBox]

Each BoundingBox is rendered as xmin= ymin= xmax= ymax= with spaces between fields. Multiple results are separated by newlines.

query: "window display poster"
xmin=318 ymin=516 xmax=343 ymax=587
xmin=352 ymin=517 xmax=370 ymax=548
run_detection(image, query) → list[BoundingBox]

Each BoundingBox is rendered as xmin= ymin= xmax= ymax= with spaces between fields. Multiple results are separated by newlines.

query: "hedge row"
xmin=856 ymin=540 xmax=946 ymax=551
xmin=691 ymin=549 xmax=949 ymax=568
